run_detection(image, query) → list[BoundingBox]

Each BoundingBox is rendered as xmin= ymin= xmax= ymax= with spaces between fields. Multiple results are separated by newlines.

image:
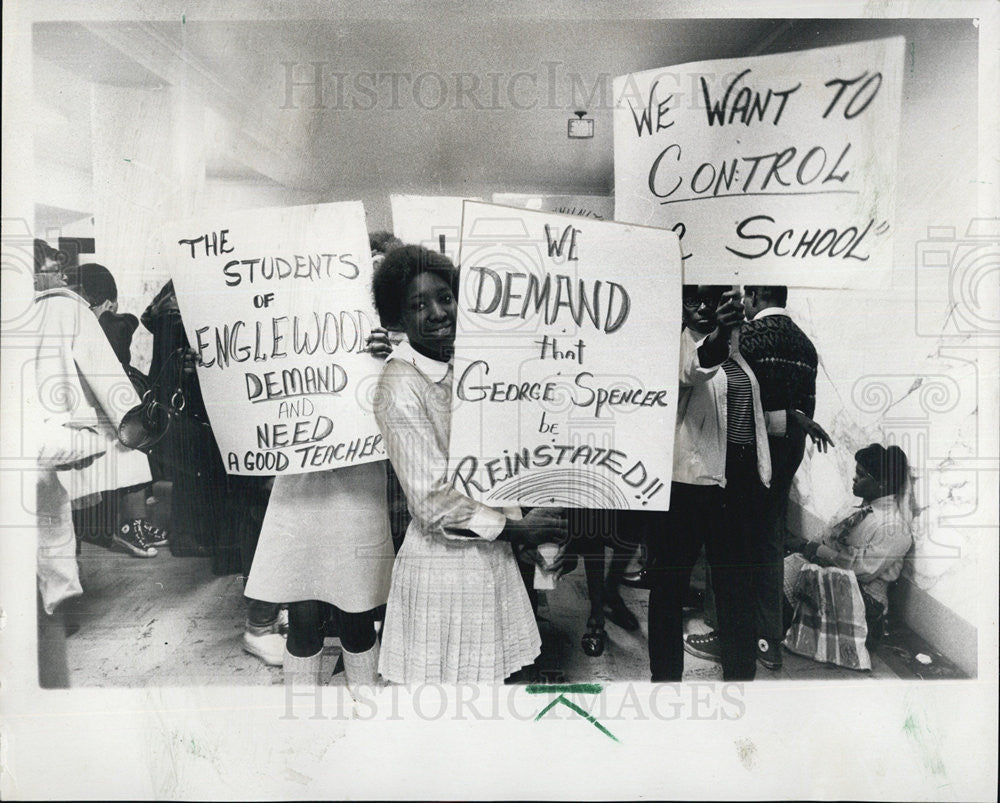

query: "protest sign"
xmin=492 ymin=193 xmax=614 ymax=221
xmin=390 ymin=193 xmax=484 ymax=263
xmin=614 ymin=38 xmax=904 ymax=287
xmin=448 ymin=201 xmax=682 ymax=511
xmin=165 ymin=202 xmax=385 ymax=476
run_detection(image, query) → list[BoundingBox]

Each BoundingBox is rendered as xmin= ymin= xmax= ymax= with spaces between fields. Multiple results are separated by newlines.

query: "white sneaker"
xmin=242 ymin=630 xmax=286 ymax=667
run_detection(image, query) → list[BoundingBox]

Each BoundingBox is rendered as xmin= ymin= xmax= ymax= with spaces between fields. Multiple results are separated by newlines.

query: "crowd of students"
xmin=32 ymin=234 xmax=916 ymax=689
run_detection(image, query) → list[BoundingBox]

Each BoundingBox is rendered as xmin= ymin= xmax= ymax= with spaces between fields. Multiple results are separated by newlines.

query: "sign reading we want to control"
xmin=166 ymin=202 xmax=386 ymax=476
xmin=614 ymin=38 xmax=904 ymax=287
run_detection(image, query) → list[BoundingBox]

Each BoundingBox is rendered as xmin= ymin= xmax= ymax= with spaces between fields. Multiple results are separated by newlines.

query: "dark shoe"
xmin=619 ymin=568 xmax=654 ymax=590
xmin=138 ymin=519 xmax=169 ymax=547
xmin=683 ymin=631 xmax=722 ymax=663
xmin=504 ymin=663 xmax=541 ymax=684
xmin=756 ymin=638 xmax=783 ymax=670
xmin=79 ymin=530 xmax=112 ymax=549
xmin=581 ymin=616 xmax=607 ymax=657
xmin=112 ymin=521 xmax=158 ymax=558
xmin=603 ymin=594 xmax=639 ymax=631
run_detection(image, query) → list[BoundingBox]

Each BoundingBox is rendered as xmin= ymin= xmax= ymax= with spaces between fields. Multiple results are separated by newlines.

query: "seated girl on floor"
xmin=783 ymin=443 xmax=915 ymax=669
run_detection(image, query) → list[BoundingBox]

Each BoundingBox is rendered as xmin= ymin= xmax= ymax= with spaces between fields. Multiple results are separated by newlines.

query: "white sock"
xmin=282 ymin=645 xmax=323 ymax=686
xmin=341 ymin=642 xmax=380 ymax=700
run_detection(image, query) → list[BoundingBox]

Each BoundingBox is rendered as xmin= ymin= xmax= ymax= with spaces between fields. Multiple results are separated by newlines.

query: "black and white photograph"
xmin=2 ymin=2 xmax=997 ymax=800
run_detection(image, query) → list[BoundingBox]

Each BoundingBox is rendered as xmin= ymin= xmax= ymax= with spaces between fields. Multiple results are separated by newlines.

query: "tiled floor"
xmin=60 ymin=542 xmax=903 ymax=687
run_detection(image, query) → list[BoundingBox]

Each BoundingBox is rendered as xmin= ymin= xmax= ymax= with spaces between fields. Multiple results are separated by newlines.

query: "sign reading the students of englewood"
xmin=448 ymin=201 xmax=682 ymax=511
xmin=613 ymin=38 xmax=904 ymax=287
xmin=166 ymin=202 xmax=385 ymax=476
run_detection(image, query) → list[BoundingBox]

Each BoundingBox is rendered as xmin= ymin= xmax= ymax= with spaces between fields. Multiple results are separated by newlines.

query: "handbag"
xmin=118 ymin=348 xmax=187 ymax=452
xmin=124 ymin=363 xmax=151 ymax=397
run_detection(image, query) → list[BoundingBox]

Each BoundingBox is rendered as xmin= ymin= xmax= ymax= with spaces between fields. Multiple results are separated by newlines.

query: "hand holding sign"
xmin=505 ymin=507 xmax=570 ymax=546
xmin=715 ymin=288 xmax=745 ymax=331
xmin=164 ymin=202 xmax=386 ymax=476
xmin=364 ymin=327 xmax=394 ymax=359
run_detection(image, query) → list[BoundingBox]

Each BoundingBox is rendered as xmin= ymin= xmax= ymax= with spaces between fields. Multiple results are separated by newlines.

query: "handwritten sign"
xmin=165 ymin=202 xmax=385 ymax=476
xmin=614 ymin=38 xmax=904 ymax=287
xmin=447 ymin=201 xmax=681 ymax=511
xmin=390 ymin=193 xmax=484 ymax=264
xmin=492 ymin=193 xmax=614 ymax=222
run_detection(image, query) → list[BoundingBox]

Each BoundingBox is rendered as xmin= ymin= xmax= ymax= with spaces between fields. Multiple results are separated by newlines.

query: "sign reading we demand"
xmin=614 ymin=38 xmax=904 ymax=287
xmin=166 ymin=202 xmax=385 ymax=476
xmin=448 ymin=201 xmax=682 ymax=512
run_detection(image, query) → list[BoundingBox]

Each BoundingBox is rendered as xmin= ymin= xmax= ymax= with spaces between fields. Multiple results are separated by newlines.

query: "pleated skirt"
xmin=378 ymin=525 xmax=541 ymax=684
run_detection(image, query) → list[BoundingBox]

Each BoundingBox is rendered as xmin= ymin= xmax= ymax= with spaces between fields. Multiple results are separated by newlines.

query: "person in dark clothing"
xmin=142 ymin=281 xmax=283 ymax=665
xmin=97 ymin=309 xmax=140 ymax=367
xmin=140 ymin=281 xmax=269 ymax=572
xmin=646 ymin=285 xmax=770 ymax=682
xmin=566 ymin=508 xmax=643 ymax=658
xmin=67 ymin=262 xmax=146 ymax=386
xmin=740 ymin=285 xmax=829 ymax=669
xmin=684 ymin=285 xmax=833 ymax=670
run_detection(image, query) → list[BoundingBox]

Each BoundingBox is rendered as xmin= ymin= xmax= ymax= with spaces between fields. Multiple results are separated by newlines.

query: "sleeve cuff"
xmin=466 ymin=505 xmax=507 ymax=541
xmin=765 ymin=410 xmax=787 ymax=436
xmin=815 ymin=544 xmax=840 ymax=565
xmin=681 ymin=361 xmax=720 ymax=386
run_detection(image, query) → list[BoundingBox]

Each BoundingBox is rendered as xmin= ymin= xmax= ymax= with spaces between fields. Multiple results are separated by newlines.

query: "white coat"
xmin=33 ymin=288 xmax=152 ymax=500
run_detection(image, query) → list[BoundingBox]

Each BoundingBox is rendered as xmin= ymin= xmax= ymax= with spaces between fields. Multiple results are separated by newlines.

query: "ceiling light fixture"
xmin=568 ymin=110 xmax=594 ymax=139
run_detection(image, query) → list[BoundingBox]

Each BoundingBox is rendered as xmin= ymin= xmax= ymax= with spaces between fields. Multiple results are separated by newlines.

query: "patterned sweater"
xmin=739 ymin=311 xmax=818 ymax=418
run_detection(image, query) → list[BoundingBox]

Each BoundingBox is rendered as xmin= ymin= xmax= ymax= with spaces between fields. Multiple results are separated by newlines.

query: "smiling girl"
xmin=371 ymin=246 xmax=565 ymax=683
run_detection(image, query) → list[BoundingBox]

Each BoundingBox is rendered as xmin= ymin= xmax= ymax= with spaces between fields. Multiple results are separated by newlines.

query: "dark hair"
xmin=34 ymin=239 xmax=65 ymax=273
xmin=65 ymin=262 xmax=118 ymax=305
xmin=682 ymin=284 xmax=728 ymax=307
xmin=744 ymin=285 xmax=788 ymax=307
xmin=149 ymin=279 xmax=176 ymax=309
xmin=371 ymin=245 xmax=459 ymax=329
xmin=855 ymin=443 xmax=910 ymax=496
xmin=369 ymin=230 xmax=404 ymax=255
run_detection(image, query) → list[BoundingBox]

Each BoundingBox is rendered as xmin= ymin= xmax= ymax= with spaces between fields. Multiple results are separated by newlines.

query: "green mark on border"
xmin=527 ymin=683 xmax=619 ymax=743
xmin=526 ymin=683 xmax=603 ymax=695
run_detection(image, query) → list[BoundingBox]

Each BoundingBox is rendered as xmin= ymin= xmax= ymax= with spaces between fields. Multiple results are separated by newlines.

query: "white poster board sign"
xmin=614 ymin=38 xmax=904 ymax=287
xmin=492 ymin=193 xmax=615 ymax=221
xmin=390 ymin=193 xmax=484 ymax=263
xmin=165 ymin=202 xmax=385 ymax=476
xmin=448 ymin=201 xmax=682 ymax=511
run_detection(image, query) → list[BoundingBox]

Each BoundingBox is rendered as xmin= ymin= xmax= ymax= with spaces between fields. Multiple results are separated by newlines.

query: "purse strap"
xmin=145 ymin=347 xmax=188 ymax=417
